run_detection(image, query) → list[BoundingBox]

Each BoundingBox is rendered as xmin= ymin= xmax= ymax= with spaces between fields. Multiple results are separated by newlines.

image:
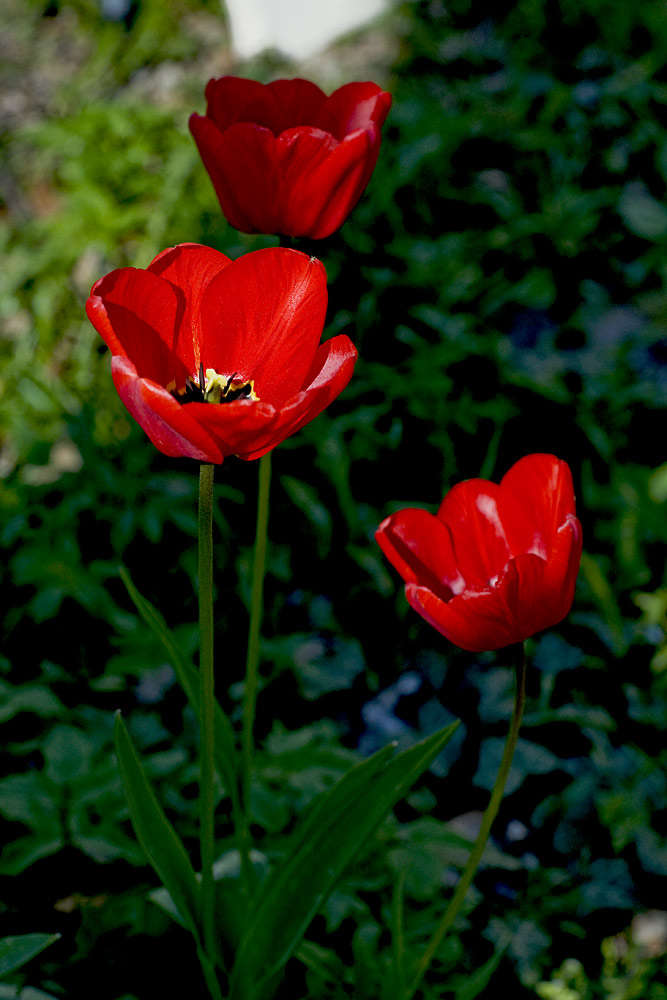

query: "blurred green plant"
xmin=536 ymin=912 xmax=667 ymax=1000
xmin=1 ymin=0 xmax=667 ymax=996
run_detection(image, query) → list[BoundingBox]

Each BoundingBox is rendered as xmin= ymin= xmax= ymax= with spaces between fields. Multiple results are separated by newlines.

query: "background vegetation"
xmin=1 ymin=0 xmax=667 ymax=996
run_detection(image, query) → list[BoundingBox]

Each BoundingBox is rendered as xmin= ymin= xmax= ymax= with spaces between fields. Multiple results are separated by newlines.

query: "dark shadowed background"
xmin=1 ymin=0 xmax=667 ymax=997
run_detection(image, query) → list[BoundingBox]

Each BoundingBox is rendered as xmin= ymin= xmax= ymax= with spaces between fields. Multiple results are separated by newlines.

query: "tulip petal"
xmin=265 ymin=78 xmax=327 ymax=132
xmin=376 ymin=509 xmax=464 ymax=602
xmin=436 ymin=479 xmax=511 ymax=589
xmin=184 ymin=397 xmax=279 ymax=458
xmin=147 ymin=244 xmax=231 ymax=377
xmin=316 ymin=81 xmax=392 ymax=139
xmin=87 ymin=268 xmax=189 ymax=389
xmin=405 ymin=583 xmax=521 ymax=653
xmin=537 ymin=514 xmax=583 ymax=622
xmin=275 ymin=127 xmax=379 ymax=239
xmin=498 ymin=553 xmax=549 ymax=639
xmin=203 ymin=77 xmax=269 ymax=133
xmin=498 ymin=453 xmax=576 ymax=558
xmin=203 ymin=77 xmax=326 ymax=135
xmin=112 ymin=356 xmax=222 ymax=463
xmin=236 ymin=334 xmax=358 ymax=461
xmin=200 ymin=248 xmax=328 ymax=407
xmin=189 ymin=116 xmax=279 ymax=234
xmin=406 ymin=554 xmax=548 ymax=652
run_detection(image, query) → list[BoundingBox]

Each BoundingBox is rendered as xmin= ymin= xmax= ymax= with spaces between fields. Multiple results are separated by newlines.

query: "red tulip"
xmin=86 ymin=244 xmax=357 ymax=464
xmin=189 ymin=77 xmax=392 ymax=239
xmin=376 ymin=454 xmax=583 ymax=652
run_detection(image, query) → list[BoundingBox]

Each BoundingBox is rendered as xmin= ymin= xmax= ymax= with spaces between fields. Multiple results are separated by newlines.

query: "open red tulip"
xmin=86 ymin=244 xmax=357 ymax=464
xmin=189 ymin=77 xmax=392 ymax=239
xmin=376 ymin=454 xmax=583 ymax=652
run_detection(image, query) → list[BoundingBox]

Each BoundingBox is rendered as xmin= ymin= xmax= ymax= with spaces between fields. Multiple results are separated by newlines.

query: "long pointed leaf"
xmin=119 ymin=566 xmax=240 ymax=816
xmin=0 ymin=934 xmax=60 ymax=978
xmin=230 ymin=722 xmax=459 ymax=1000
xmin=114 ymin=712 xmax=201 ymax=938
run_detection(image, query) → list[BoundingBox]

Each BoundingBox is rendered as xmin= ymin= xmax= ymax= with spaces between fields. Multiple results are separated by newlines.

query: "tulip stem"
xmin=240 ymin=451 xmax=272 ymax=888
xmin=198 ymin=462 xmax=218 ymax=975
xmin=405 ymin=642 xmax=527 ymax=1000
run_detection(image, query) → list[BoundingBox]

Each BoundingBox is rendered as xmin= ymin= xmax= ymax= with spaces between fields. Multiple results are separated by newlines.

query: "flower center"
xmin=173 ymin=364 xmax=258 ymax=405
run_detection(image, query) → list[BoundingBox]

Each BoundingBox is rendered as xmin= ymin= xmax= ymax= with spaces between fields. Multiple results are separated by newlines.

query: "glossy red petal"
xmin=200 ymin=248 xmax=327 ymax=407
xmin=86 ymin=268 xmax=188 ymax=388
xmin=376 ymin=509 xmax=464 ymax=603
xmin=380 ymin=454 xmax=582 ymax=652
xmin=237 ymin=334 xmax=357 ymax=460
xmin=404 ymin=523 xmax=581 ymax=652
xmin=405 ymin=583 xmax=522 ymax=652
xmin=111 ymin=356 xmax=223 ymax=463
xmin=497 ymin=552 xmax=550 ymax=639
xmin=316 ymin=82 xmax=392 ymax=139
xmin=498 ymin=453 xmax=576 ymax=559
xmin=436 ymin=479 xmax=511 ymax=590
xmin=189 ymin=116 xmax=279 ymax=234
xmin=183 ymin=397 xmax=279 ymax=459
xmin=405 ymin=553 xmax=548 ymax=651
xmin=275 ymin=127 xmax=379 ymax=239
xmin=536 ymin=513 xmax=583 ymax=622
xmin=146 ymin=244 xmax=231 ymax=377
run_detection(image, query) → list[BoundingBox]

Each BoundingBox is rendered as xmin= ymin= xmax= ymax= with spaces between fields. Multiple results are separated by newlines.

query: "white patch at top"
xmin=224 ymin=0 xmax=389 ymax=60
xmin=475 ymin=493 xmax=505 ymax=538
xmin=447 ymin=569 xmax=467 ymax=596
xmin=475 ymin=493 xmax=510 ymax=587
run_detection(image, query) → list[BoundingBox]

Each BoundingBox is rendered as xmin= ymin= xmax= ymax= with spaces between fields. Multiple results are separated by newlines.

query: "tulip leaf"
xmin=119 ymin=567 xmax=240 ymax=815
xmin=229 ymin=722 xmax=459 ymax=1000
xmin=0 ymin=933 xmax=60 ymax=978
xmin=113 ymin=712 xmax=201 ymax=939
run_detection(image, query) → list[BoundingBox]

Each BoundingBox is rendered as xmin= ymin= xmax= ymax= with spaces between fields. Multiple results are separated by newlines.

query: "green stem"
xmin=198 ymin=463 xmax=217 ymax=972
xmin=197 ymin=944 xmax=225 ymax=1000
xmin=240 ymin=451 xmax=272 ymax=886
xmin=406 ymin=643 xmax=527 ymax=999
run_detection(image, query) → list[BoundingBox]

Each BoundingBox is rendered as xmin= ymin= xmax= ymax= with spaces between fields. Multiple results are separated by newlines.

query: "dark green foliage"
xmin=1 ymin=0 xmax=667 ymax=997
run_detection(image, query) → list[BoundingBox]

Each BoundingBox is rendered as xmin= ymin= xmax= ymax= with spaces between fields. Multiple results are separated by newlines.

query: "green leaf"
xmin=229 ymin=722 xmax=459 ymax=1000
xmin=281 ymin=476 xmax=332 ymax=557
xmin=453 ymin=943 xmax=507 ymax=1000
xmin=118 ymin=567 xmax=240 ymax=816
xmin=0 ymin=986 xmax=61 ymax=1000
xmin=0 ymin=836 xmax=64 ymax=877
xmin=43 ymin=725 xmax=93 ymax=784
xmin=618 ymin=181 xmax=667 ymax=240
xmin=0 ymin=933 xmax=60 ymax=978
xmin=113 ymin=712 xmax=201 ymax=938
xmin=0 ymin=681 xmax=63 ymax=724
xmin=578 ymin=552 xmax=628 ymax=656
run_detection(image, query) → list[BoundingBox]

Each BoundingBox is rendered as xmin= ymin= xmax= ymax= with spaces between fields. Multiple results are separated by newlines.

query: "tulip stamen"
xmin=176 ymin=374 xmax=205 ymax=404
xmin=173 ymin=365 xmax=258 ymax=406
xmin=203 ymin=367 xmax=257 ymax=404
